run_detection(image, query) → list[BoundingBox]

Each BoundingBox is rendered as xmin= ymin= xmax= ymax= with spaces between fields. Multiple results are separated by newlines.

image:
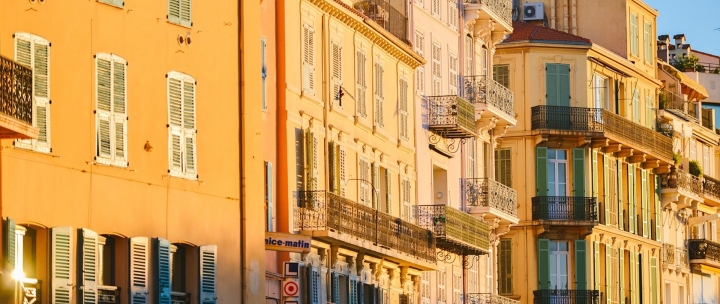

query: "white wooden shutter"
xmin=81 ymin=228 xmax=99 ymax=304
xmin=331 ymin=41 xmax=342 ymax=106
xmin=359 ymin=158 xmax=370 ymax=206
xmin=449 ymin=54 xmax=458 ymax=95
xmin=374 ymin=61 xmax=384 ymax=127
xmin=51 ymin=226 xmax=73 ymax=304
xmin=431 ymin=0 xmax=440 ymax=17
xmin=179 ymin=0 xmax=192 ymax=27
xmin=155 ymin=238 xmax=171 ymax=304
xmin=448 ymin=0 xmax=458 ymax=31
xmin=399 ymin=78 xmax=409 ymax=140
xmin=168 ymin=0 xmax=181 ymax=24
xmin=384 ymin=169 xmax=391 ymax=214
xmin=266 ymin=161 xmax=274 ymax=231
xmin=96 ymin=54 xmax=127 ymax=166
xmin=432 ymin=43 xmax=442 ymax=95
xmin=15 ymin=33 xmax=51 ymax=152
xmin=168 ymin=72 xmax=197 ymax=180
xmin=99 ymin=0 xmax=124 ymax=7
xmin=200 ymin=245 xmax=218 ymax=304
xmin=372 ymin=162 xmax=380 ymax=208
xmin=97 ymin=56 xmax=113 ymax=160
xmin=183 ymin=78 xmax=197 ymax=176
xmin=303 ymin=24 xmax=315 ymax=94
xmin=339 ymin=145 xmax=347 ymax=196
xmin=3 ymin=217 xmax=16 ymax=270
xmin=113 ymin=59 xmax=127 ymax=164
xmin=130 ymin=237 xmax=149 ymax=304
xmin=356 ymin=50 xmax=367 ymax=117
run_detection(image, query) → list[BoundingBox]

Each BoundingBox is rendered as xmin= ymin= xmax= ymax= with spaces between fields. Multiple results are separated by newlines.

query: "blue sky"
xmin=644 ymin=0 xmax=720 ymax=55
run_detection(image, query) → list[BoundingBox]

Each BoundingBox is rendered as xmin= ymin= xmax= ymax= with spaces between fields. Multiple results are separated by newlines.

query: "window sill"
xmin=372 ymin=125 xmax=389 ymax=140
xmin=97 ymin=0 xmax=124 ymax=8
xmin=330 ymin=102 xmax=352 ymax=120
xmin=301 ymin=90 xmax=323 ymax=106
xmin=354 ymin=115 xmax=373 ymax=132
xmin=169 ymin=171 xmax=198 ymax=181
xmin=398 ymin=138 xmax=415 ymax=153
xmin=13 ymin=141 xmax=52 ymax=155
xmin=167 ymin=20 xmax=193 ymax=29
xmin=95 ymin=157 xmax=129 ymax=168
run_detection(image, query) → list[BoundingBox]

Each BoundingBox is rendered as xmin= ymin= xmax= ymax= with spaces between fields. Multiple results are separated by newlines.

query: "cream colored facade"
xmin=0 ymin=0 xmax=267 ymax=303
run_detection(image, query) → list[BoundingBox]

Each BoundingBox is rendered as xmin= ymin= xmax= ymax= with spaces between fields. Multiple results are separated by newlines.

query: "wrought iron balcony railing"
xmin=662 ymin=243 xmax=689 ymax=269
xmin=98 ymin=286 xmax=120 ymax=304
xmin=688 ymin=239 xmax=720 ymax=264
xmin=659 ymin=88 xmax=698 ymax=122
xmin=703 ymin=176 xmax=720 ymax=199
xmin=352 ymin=0 xmax=408 ymax=43
xmin=531 ymin=106 xmax=673 ymax=162
xmin=660 ymin=169 xmax=703 ymax=197
xmin=417 ymin=205 xmax=490 ymax=255
xmin=464 ymin=75 xmax=514 ymax=118
xmin=294 ymin=190 xmax=437 ymax=263
xmin=533 ymin=290 xmax=600 ymax=304
xmin=656 ymin=121 xmax=673 ymax=138
xmin=462 ymin=0 xmax=513 ymax=26
xmin=0 ymin=55 xmax=33 ymax=125
xmin=463 ymin=177 xmax=517 ymax=217
xmin=467 ymin=293 xmax=520 ymax=304
xmin=531 ymin=196 xmax=598 ymax=222
xmin=427 ymin=95 xmax=477 ymax=138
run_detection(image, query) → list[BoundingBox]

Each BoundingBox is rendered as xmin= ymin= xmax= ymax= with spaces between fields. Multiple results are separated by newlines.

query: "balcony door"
xmin=549 ymin=241 xmax=570 ymax=290
xmin=547 ymin=149 xmax=568 ymax=197
xmin=546 ymin=63 xmax=571 ymax=130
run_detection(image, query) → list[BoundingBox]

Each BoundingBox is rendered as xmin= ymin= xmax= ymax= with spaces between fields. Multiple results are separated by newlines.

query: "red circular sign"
xmin=283 ymin=281 xmax=299 ymax=297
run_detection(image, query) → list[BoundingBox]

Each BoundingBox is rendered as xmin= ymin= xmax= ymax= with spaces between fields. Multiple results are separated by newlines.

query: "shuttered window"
xmin=99 ymin=0 xmax=124 ymax=7
xmin=431 ymin=0 xmax=440 ymax=18
xmin=415 ymin=32 xmax=425 ymax=95
xmin=167 ymin=71 xmax=198 ymax=180
xmin=356 ymin=49 xmax=367 ymax=117
xmin=545 ymin=63 xmax=570 ymax=107
xmin=96 ymin=53 xmax=128 ymax=167
xmin=399 ymin=78 xmax=409 ymax=140
xmin=494 ymin=65 xmax=510 ymax=89
xmin=15 ymin=33 xmax=51 ymax=153
xmin=303 ymin=23 xmax=316 ymax=95
xmin=449 ymin=53 xmax=458 ymax=95
xmin=447 ymin=0 xmax=458 ymax=31
xmin=331 ymin=41 xmax=343 ymax=107
xmin=130 ymin=237 xmax=149 ymax=304
xmin=374 ymin=61 xmax=384 ymax=128
xmin=630 ymin=13 xmax=638 ymax=56
xmin=495 ymin=148 xmax=511 ymax=187
xmin=655 ymin=175 xmax=662 ymax=241
xmin=499 ymin=239 xmax=512 ymax=294
xmin=452 ymin=269 xmax=461 ymax=304
xmin=644 ymin=22 xmax=652 ymax=62
xmin=199 ymin=245 xmax=218 ymax=304
xmin=265 ymin=161 xmax=274 ymax=231
xmin=465 ymin=36 xmax=473 ymax=75
xmin=3 ymin=218 xmax=17 ymax=272
xmin=401 ymin=178 xmax=413 ymax=222
xmin=420 ymin=272 xmax=430 ymax=304
xmin=437 ymin=268 xmax=446 ymax=303
xmin=359 ymin=157 xmax=371 ymax=206
xmin=432 ymin=43 xmax=442 ymax=95
xmin=52 ymin=226 xmax=74 ymax=304
xmin=168 ymin=0 xmax=192 ymax=27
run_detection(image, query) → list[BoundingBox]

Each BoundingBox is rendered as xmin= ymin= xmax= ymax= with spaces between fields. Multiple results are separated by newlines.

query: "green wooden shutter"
xmin=499 ymin=239 xmax=512 ymax=294
xmin=603 ymin=154 xmax=610 ymax=225
xmin=80 ymin=229 xmax=99 ymax=304
xmin=573 ymin=148 xmax=586 ymax=197
xmin=558 ymin=64 xmax=571 ymax=107
xmin=536 ymin=147 xmax=548 ymax=196
xmin=199 ymin=245 xmax=218 ymax=304
xmin=641 ymin=170 xmax=648 ymax=237
xmin=650 ymin=257 xmax=658 ymax=304
xmin=155 ymin=238 xmax=171 ymax=304
xmin=655 ymin=175 xmax=662 ymax=241
xmin=619 ymin=248 xmax=625 ymax=304
xmin=3 ymin=218 xmax=16 ymax=271
xmin=51 ymin=226 xmax=73 ymax=304
xmin=130 ymin=237 xmax=149 ymax=304
xmin=575 ymin=240 xmax=587 ymax=290
xmin=546 ymin=64 xmax=558 ymax=106
xmin=538 ymin=239 xmax=550 ymax=289
xmin=628 ymin=164 xmax=635 ymax=233
xmin=266 ymin=162 xmax=274 ymax=231
xmin=605 ymin=244 xmax=612 ymax=304
xmin=182 ymin=78 xmax=197 ymax=176
xmin=617 ymin=161 xmax=624 ymax=230
xmin=594 ymin=241 xmax=600 ymax=291
xmin=168 ymin=0 xmax=181 ymax=24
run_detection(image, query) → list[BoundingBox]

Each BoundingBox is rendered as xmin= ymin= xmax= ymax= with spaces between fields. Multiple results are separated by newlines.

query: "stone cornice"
xmin=306 ymin=0 xmax=426 ymax=69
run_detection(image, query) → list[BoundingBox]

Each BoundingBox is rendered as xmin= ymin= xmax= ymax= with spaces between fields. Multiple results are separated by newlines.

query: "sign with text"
xmin=265 ymin=232 xmax=312 ymax=253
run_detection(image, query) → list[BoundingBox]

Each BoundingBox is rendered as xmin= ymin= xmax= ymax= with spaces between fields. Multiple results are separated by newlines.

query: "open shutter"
xmin=574 ymin=240 xmax=587 ymax=290
xmin=266 ymin=162 xmax=274 ymax=231
xmin=546 ymin=64 xmax=558 ymax=106
xmin=617 ymin=161 xmax=623 ymax=230
xmin=3 ymin=218 xmax=16 ymax=270
xmin=605 ymin=244 xmax=612 ymax=304
xmin=168 ymin=75 xmax=184 ymax=175
xmin=593 ymin=242 xmax=600 ymax=291
xmin=628 ymin=164 xmax=635 ymax=233
xmin=331 ymin=41 xmax=342 ymax=105
xmin=168 ymin=0 xmax=181 ymax=24
xmin=155 ymin=238 xmax=171 ymax=304
xmin=572 ymin=148 xmax=585 ymax=196
xmin=310 ymin=267 xmax=320 ymax=304
xmin=629 ymin=250 xmax=635 ymax=304
xmin=183 ymin=78 xmax=197 ymax=176
xmin=339 ymin=145 xmax=347 ymax=196
xmin=372 ymin=162 xmax=380 ymax=208
xmin=536 ymin=147 xmax=548 ymax=196
xmin=51 ymin=226 xmax=73 ymax=304
xmin=305 ymin=132 xmax=315 ymax=190
xmin=650 ymin=257 xmax=658 ymax=304
xmin=113 ymin=59 xmax=127 ymax=164
xmin=34 ymin=41 xmax=51 ymax=150
xmin=592 ymin=150 xmax=599 ymax=217
xmin=302 ymin=24 xmax=315 ymax=94
xmin=179 ymin=0 xmax=192 ymax=27
xmin=603 ymin=154 xmax=610 ymax=225
xmin=356 ymin=50 xmax=367 ymax=117
xmin=349 ymin=276 xmax=359 ymax=304
xmin=384 ymin=169 xmax=391 ymax=214
xmin=537 ymin=239 xmax=550 ymax=289
xmin=80 ymin=229 xmax=99 ymax=304
xmin=619 ymin=248 xmax=625 ymax=304
xmin=97 ymin=57 xmax=113 ymax=160
xmin=357 ymin=281 xmax=364 ymax=304
xmin=641 ymin=170 xmax=648 ymax=237
xmin=655 ymin=175 xmax=662 ymax=241
xmin=329 ymin=143 xmax=337 ymax=193
xmin=130 ymin=237 xmax=149 ymax=304
xmin=199 ymin=245 xmax=218 ymax=304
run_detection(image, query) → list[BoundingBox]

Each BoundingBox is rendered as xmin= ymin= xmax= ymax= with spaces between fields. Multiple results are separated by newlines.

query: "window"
xmin=15 ymin=33 xmax=51 ymax=153
xmin=265 ymin=161 xmax=274 ymax=231
xmin=374 ymin=60 xmax=384 ymax=127
xmin=547 ymin=149 xmax=568 ymax=196
xmin=644 ymin=22 xmax=652 ymax=63
xmin=630 ymin=13 xmax=638 ymax=57
xmin=303 ymin=23 xmax=316 ymax=95
xmin=261 ymin=38 xmax=267 ymax=110
xmin=465 ymin=36 xmax=474 ymax=76
xmin=448 ymin=0 xmax=458 ymax=31
xmin=432 ymin=43 xmax=442 ymax=95
xmin=632 ymin=89 xmax=640 ymax=123
xmin=545 ymin=63 xmax=570 ymax=107
xmin=593 ymin=74 xmax=609 ymax=111
xmin=467 ymin=138 xmax=476 ymax=178
xmin=305 ymin=131 xmax=318 ymax=191
xmin=167 ymin=71 xmax=197 ymax=180
xmin=356 ymin=49 xmax=367 ymax=117
xmin=549 ymin=241 xmax=569 ymax=290
xmin=646 ymin=94 xmax=654 ymax=128
xmin=95 ymin=53 xmax=128 ymax=167
xmin=420 ymin=272 xmax=431 ymax=304
xmin=401 ymin=178 xmax=413 ymax=222
xmin=416 ymin=0 xmax=424 ymax=8
xmin=495 ymin=148 xmax=511 ymax=187
xmin=156 ymin=240 xmax=217 ymax=304
xmin=331 ymin=40 xmax=343 ymax=107
xmin=449 ymin=53 xmax=458 ymax=95
xmin=480 ymin=47 xmax=488 ymax=76
xmin=431 ymin=0 xmax=440 ymax=18
xmin=437 ymin=268 xmax=446 ymax=303
xmin=494 ymin=65 xmax=510 ymax=89
xmin=399 ymin=78 xmax=409 ymax=140
xmin=98 ymin=0 xmax=123 ymax=7
xmin=168 ymin=0 xmax=192 ymax=27
xmin=452 ymin=269 xmax=461 ymax=304
xmin=468 ymin=262 xmax=479 ymax=293
xmin=98 ymin=236 xmax=115 ymax=287
xmin=359 ymin=157 xmax=371 ymax=206
xmin=415 ymin=31 xmax=425 ymax=95
xmin=499 ymin=239 xmax=512 ymax=294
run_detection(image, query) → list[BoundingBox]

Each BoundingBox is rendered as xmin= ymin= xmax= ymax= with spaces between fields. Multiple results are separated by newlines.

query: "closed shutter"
xmin=537 ymin=239 xmax=550 ymax=289
xmin=603 ymin=154 xmax=610 ymax=225
xmin=632 ymin=90 xmax=640 ymax=124
xmin=266 ymin=162 xmax=274 ymax=231
xmin=359 ymin=158 xmax=370 ymax=205
xmin=617 ymin=161 xmax=624 ymax=230
xmin=155 ymin=238 xmax=171 ymax=304
xmin=574 ymin=240 xmax=586 ymax=290
xmin=130 ymin=237 xmax=149 ymax=304
xmin=572 ymin=148 xmax=585 ymax=196
xmin=605 ymin=244 xmax=612 ymax=304
xmin=15 ymin=33 xmax=51 ymax=152
xmin=329 ymin=143 xmax=337 ymax=193
xmin=96 ymin=54 xmax=128 ymax=166
xmin=356 ymin=50 xmax=367 ymax=117
xmin=432 ymin=43 xmax=441 ymax=95
xmin=630 ymin=14 xmax=638 ymax=56
xmin=499 ymin=239 xmax=512 ymax=294
xmin=372 ymin=162 xmax=380 ymax=208
xmin=349 ymin=276 xmax=359 ymax=304
xmin=4 ymin=218 xmax=16 ymax=272
xmin=182 ymin=77 xmax=197 ymax=176
xmin=303 ymin=24 xmax=315 ymax=94
xmin=546 ymin=64 xmax=570 ymax=106
xmin=384 ymin=169 xmax=392 ymax=214
xmin=536 ymin=147 xmax=548 ymax=196
xmin=431 ymin=0 xmax=439 ymax=17
xmin=305 ymin=132 xmax=317 ymax=190
xmin=168 ymin=0 xmax=181 ymax=24
xmin=416 ymin=67 xmax=425 ymax=95
xmin=629 ymin=251 xmax=636 ymax=304
xmin=310 ymin=267 xmax=320 ymax=304
xmin=167 ymin=72 xmax=197 ymax=179
xmin=199 ymin=245 xmax=218 ymax=304
xmin=399 ymin=78 xmax=409 ymax=140
xmin=593 ymin=242 xmax=600 ymax=291
xmin=650 ymin=257 xmax=658 ymax=304
xmin=374 ymin=61 xmax=384 ymax=127
xmin=644 ymin=23 xmax=652 ymax=62
xmin=619 ymin=248 xmax=625 ymax=304
xmin=331 ymin=272 xmax=340 ymax=302
xmin=628 ymin=164 xmax=635 ymax=233
xmin=168 ymin=0 xmax=191 ymax=27
xmin=641 ymin=170 xmax=648 ymax=237
xmin=655 ymin=175 xmax=662 ymax=241
xmin=448 ymin=54 xmax=457 ymax=95
xmin=592 ymin=150 xmax=599 ymax=200
xmin=51 ymin=226 xmax=73 ymax=304
xmin=331 ymin=41 xmax=342 ymax=106
xmin=339 ymin=145 xmax=347 ymax=196
xmin=80 ymin=229 xmax=99 ymax=304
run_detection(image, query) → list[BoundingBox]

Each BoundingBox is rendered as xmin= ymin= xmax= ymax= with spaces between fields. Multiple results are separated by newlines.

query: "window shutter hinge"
xmin=166 ymin=124 xmax=170 ymax=128
xmin=127 ymin=162 xmax=130 ymax=166
xmin=165 ymin=74 xmax=168 ymax=78
xmin=49 ymin=42 xmax=52 ymax=47
xmin=191 ymin=22 xmax=194 ymax=26
xmin=12 ymin=34 xmax=15 ymax=38
xmin=166 ymin=15 xmax=169 ymax=19
xmin=93 ymin=55 xmax=97 ymax=59
xmin=168 ymin=169 xmax=171 ymax=173
xmin=93 ymin=110 xmax=97 ymax=114
xmin=49 ymin=100 xmax=52 ymax=104
xmin=126 ymin=117 xmax=129 ymax=120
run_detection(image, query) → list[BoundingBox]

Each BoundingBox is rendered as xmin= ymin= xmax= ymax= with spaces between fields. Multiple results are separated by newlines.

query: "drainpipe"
xmin=275 ymin=0 xmax=290 ymax=270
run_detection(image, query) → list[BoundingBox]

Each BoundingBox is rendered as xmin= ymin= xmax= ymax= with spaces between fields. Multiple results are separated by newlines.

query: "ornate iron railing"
xmin=462 ymin=0 xmax=513 ymax=25
xmin=98 ymin=286 xmax=120 ymax=304
xmin=688 ymin=239 xmax=720 ymax=264
xmin=352 ymin=0 xmax=408 ymax=42
xmin=0 ymin=55 xmax=33 ymax=124
xmin=703 ymin=176 xmax=720 ymax=199
xmin=467 ymin=293 xmax=520 ymax=304
xmin=533 ymin=290 xmax=600 ymax=304
xmin=417 ymin=205 xmax=490 ymax=254
xmin=294 ymin=190 xmax=437 ymax=262
xmin=661 ymin=169 xmax=703 ymax=197
xmin=531 ymin=106 xmax=673 ymax=162
xmin=662 ymin=243 xmax=675 ymax=265
xmin=427 ymin=95 xmax=477 ymax=138
xmin=463 ymin=177 xmax=517 ymax=217
xmin=531 ymin=196 xmax=598 ymax=222
xmin=662 ymin=243 xmax=688 ymax=269
xmin=656 ymin=121 xmax=673 ymax=138
xmin=464 ymin=75 xmax=514 ymax=118
xmin=677 ymin=246 xmax=689 ymax=268
xmin=659 ymin=88 xmax=697 ymax=121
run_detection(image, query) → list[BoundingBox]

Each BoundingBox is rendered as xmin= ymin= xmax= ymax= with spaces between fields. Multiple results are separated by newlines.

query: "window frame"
xmin=168 ymin=0 xmax=193 ymax=27
xmin=167 ymin=71 xmax=198 ymax=180
xmin=95 ymin=53 xmax=129 ymax=167
xmin=14 ymin=32 xmax=51 ymax=153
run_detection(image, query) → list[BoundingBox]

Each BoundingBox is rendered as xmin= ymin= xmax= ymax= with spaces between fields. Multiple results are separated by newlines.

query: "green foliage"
xmin=673 ymin=153 xmax=682 ymax=165
xmin=713 ymin=67 xmax=720 ymax=74
xmin=671 ymin=54 xmax=700 ymax=71
xmin=689 ymin=160 xmax=703 ymax=177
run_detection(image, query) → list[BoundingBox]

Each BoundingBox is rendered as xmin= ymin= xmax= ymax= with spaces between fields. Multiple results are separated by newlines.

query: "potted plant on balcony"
xmin=673 ymin=152 xmax=682 ymax=166
xmin=689 ymin=160 xmax=703 ymax=178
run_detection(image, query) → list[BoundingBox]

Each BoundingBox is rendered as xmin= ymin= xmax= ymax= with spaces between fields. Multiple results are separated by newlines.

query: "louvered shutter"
xmin=113 ymin=59 xmax=127 ymax=164
xmin=641 ymin=170 xmax=648 ymax=237
xmin=339 ymin=145 xmax=347 ymax=196
xmin=655 ymin=175 xmax=662 ymax=241
xmin=605 ymin=244 xmax=612 ymax=304
xmin=617 ymin=161 xmax=624 ymax=230
xmin=329 ymin=143 xmax=337 ymax=193
xmin=374 ymin=62 xmax=384 ymax=128
xmin=448 ymin=54 xmax=457 ymax=95
xmin=356 ymin=50 xmax=366 ymax=117
xmin=372 ymin=162 xmax=380 ymax=208
xmin=130 ymin=237 xmax=149 ymax=304
xmin=97 ymin=57 xmax=113 ymax=160
xmin=168 ymin=72 xmax=197 ymax=179
xmin=399 ymin=78 xmax=409 ymax=140
xmin=16 ymin=34 xmax=51 ymax=152
xmin=51 ymin=226 xmax=73 ymax=304
xmin=537 ymin=239 xmax=549 ymax=289
xmin=572 ymin=148 xmax=585 ymax=197
xmin=332 ymin=42 xmax=342 ymax=106
xmin=80 ymin=229 xmax=99 ymax=304
xmin=575 ymin=240 xmax=586 ymax=290
xmin=592 ymin=150 xmax=599 ymax=208
xmin=546 ymin=64 xmax=558 ymax=106
xmin=310 ymin=267 xmax=320 ymax=304
xmin=3 ymin=217 xmax=16 ymax=270
xmin=603 ymin=154 xmax=610 ymax=225
xmin=179 ymin=0 xmax=192 ymax=27
xmin=384 ymin=169 xmax=391 ymax=214
xmin=558 ymin=64 xmax=570 ymax=106
xmin=199 ymin=245 xmax=218 ymax=304
xmin=331 ymin=272 xmax=340 ymax=303
xmin=593 ymin=242 xmax=600 ymax=291
xmin=628 ymin=164 xmax=635 ymax=233
xmin=650 ymin=257 xmax=658 ymax=304
xmin=155 ymin=238 xmax=171 ymax=304
xmin=96 ymin=54 xmax=128 ymax=166
xmin=183 ymin=78 xmax=197 ymax=176
xmin=357 ymin=281 xmax=364 ymax=304
xmin=14 ymin=36 xmax=32 ymax=153
xmin=303 ymin=24 xmax=315 ymax=94
xmin=168 ymin=0 xmax=181 ymax=24
xmin=536 ymin=147 xmax=548 ymax=196
xmin=305 ymin=132 xmax=315 ymax=190
xmin=619 ymin=248 xmax=625 ymax=304
xmin=349 ymin=276 xmax=359 ymax=304
xmin=629 ymin=250 xmax=636 ymax=304
xmin=168 ymin=74 xmax=184 ymax=175
xmin=266 ymin=162 xmax=274 ymax=231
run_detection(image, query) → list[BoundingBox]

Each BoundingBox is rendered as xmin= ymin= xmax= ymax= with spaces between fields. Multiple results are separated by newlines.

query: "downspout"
xmin=571 ymin=0 xmax=577 ymax=35
xmin=550 ymin=0 xmax=556 ymax=29
xmin=275 ymin=0 xmax=290 ymax=270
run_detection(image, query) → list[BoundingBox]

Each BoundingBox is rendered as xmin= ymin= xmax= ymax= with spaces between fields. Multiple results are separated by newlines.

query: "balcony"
xmin=294 ymin=191 xmax=437 ymax=269
xmin=531 ymin=106 xmax=673 ymax=164
xmin=427 ymin=95 xmax=477 ymax=139
xmin=662 ymin=243 xmax=689 ymax=271
xmin=417 ymin=205 xmax=490 ymax=255
xmin=703 ymin=176 xmax=720 ymax=205
xmin=467 ymin=293 xmax=520 ymax=304
xmin=532 ymin=290 xmax=600 ymax=304
xmin=98 ymin=286 xmax=120 ymax=304
xmin=660 ymin=169 xmax=703 ymax=208
xmin=464 ymin=75 xmax=516 ymax=126
xmin=463 ymin=177 xmax=518 ymax=224
xmin=0 ymin=55 xmax=38 ymax=139
xmin=688 ymin=239 xmax=720 ymax=270
xmin=352 ymin=0 xmax=408 ymax=43
xmin=659 ymin=88 xmax=699 ymax=123
xmin=463 ymin=0 xmax=513 ymax=32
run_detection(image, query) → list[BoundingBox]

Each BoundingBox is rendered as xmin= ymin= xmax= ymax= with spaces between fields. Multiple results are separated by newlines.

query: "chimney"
xmin=673 ymin=34 xmax=686 ymax=47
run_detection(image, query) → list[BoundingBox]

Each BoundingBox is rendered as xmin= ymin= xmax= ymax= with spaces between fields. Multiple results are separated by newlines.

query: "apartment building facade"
xmin=0 ymin=0 xmax=267 ymax=303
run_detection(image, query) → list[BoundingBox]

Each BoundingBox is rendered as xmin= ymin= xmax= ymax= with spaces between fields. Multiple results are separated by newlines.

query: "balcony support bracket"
xmin=605 ymin=143 xmax=622 ymax=153
xmin=616 ymin=148 xmax=634 ymax=158
xmin=591 ymin=139 xmax=609 ymax=148
xmin=629 ymin=153 xmax=647 ymax=164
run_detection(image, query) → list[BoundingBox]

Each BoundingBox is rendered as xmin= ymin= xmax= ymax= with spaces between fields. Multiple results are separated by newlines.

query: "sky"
xmin=644 ymin=0 xmax=720 ymax=55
